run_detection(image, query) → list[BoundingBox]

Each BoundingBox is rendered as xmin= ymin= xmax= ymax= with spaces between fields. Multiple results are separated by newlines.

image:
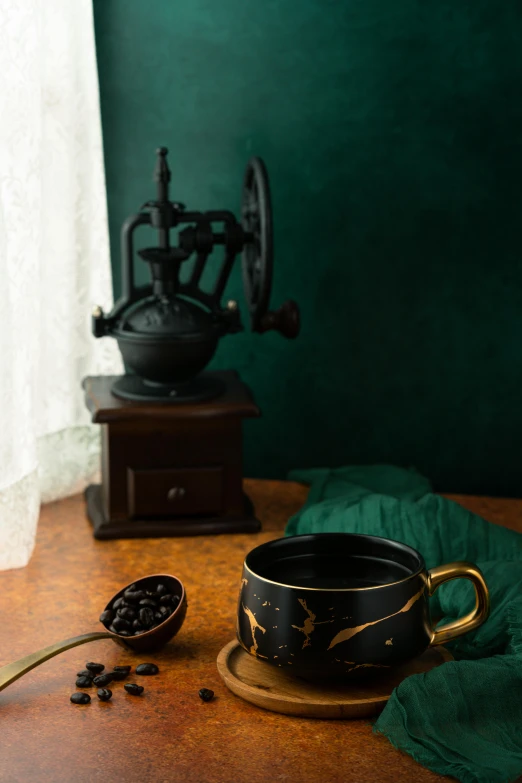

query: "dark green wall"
xmin=94 ymin=1 xmax=522 ymax=495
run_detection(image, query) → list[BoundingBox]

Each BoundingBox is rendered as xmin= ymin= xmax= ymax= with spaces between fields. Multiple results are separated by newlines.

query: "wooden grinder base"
xmin=82 ymin=371 xmax=261 ymax=539
xmin=217 ymin=640 xmax=453 ymax=719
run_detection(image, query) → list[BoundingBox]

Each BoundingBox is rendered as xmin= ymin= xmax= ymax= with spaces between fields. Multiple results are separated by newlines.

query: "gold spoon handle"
xmin=0 ymin=632 xmax=112 ymax=692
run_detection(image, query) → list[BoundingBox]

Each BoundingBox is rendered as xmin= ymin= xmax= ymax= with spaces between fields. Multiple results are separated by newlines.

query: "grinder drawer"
xmin=127 ymin=466 xmax=224 ymax=518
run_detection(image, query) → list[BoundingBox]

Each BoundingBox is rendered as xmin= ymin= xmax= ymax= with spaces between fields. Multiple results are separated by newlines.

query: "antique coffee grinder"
xmin=83 ymin=147 xmax=299 ymax=539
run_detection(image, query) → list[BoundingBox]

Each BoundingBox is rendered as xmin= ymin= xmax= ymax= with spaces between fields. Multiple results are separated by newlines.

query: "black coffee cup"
xmin=237 ymin=533 xmax=490 ymax=679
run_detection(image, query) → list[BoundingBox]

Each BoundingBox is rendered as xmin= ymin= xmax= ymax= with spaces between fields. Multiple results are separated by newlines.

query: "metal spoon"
xmin=0 ymin=573 xmax=187 ymax=692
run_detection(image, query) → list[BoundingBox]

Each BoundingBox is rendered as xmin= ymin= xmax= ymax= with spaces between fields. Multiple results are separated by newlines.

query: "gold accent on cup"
xmin=241 ymin=603 xmax=266 ymax=654
xmin=427 ymin=561 xmax=490 ymax=646
xmin=327 ymin=584 xmax=425 ymax=649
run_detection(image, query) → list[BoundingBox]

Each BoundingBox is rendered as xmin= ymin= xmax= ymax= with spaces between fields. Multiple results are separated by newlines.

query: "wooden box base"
xmin=82 ymin=371 xmax=262 ymax=540
xmin=85 ymin=484 xmax=261 ymax=540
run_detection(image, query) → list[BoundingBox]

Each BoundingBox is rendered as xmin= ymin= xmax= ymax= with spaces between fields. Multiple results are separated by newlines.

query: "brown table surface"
xmin=1 ymin=480 xmax=521 ymax=783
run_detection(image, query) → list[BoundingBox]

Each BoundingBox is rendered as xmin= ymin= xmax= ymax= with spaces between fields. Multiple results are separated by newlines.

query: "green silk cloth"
xmin=285 ymin=466 xmax=522 ymax=783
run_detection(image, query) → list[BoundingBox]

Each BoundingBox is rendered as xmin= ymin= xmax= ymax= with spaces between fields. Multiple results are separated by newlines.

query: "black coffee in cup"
xmin=259 ymin=551 xmax=414 ymax=590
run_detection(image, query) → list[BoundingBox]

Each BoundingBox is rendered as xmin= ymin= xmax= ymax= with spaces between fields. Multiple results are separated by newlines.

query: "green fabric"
xmin=286 ymin=466 xmax=522 ymax=783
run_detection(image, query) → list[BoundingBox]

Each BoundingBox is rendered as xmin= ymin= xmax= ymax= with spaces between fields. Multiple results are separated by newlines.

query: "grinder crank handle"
xmin=0 ymin=632 xmax=112 ymax=692
xmin=257 ymin=300 xmax=300 ymax=339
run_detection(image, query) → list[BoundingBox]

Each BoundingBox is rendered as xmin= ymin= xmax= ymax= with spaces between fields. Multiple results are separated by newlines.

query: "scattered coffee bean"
xmin=139 ymin=607 xmax=155 ymax=628
xmin=97 ymin=688 xmax=112 ymax=702
xmin=93 ymin=674 xmax=113 ymax=687
xmin=198 ymin=688 xmax=214 ymax=702
xmin=99 ymin=610 xmax=114 ymax=625
xmin=70 ymin=692 xmax=91 ymax=705
xmin=77 ymin=669 xmax=92 ymax=678
xmin=110 ymin=670 xmax=128 ymax=681
xmin=86 ymin=662 xmax=105 ymax=674
xmin=113 ymin=596 xmax=125 ymax=610
xmin=136 ymin=663 xmax=159 ymax=676
xmin=76 ymin=675 xmax=93 ymax=688
xmin=113 ymin=665 xmax=132 ymax=674
xmin=117 ymin=606 xmax=136 ymax=621
xmin=139 ymin=598 xmax=157 ymax=608
xmin=124 ymin=683 xmax=144 ymax=696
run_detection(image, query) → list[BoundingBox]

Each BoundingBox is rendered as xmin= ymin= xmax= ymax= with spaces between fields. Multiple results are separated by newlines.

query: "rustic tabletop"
xmin=1 ymin=480 xmax=521 ymax=783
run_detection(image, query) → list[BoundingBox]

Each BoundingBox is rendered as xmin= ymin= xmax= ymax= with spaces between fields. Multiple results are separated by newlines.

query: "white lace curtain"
xmin=0 ymin=0 xmax=122 ymax=570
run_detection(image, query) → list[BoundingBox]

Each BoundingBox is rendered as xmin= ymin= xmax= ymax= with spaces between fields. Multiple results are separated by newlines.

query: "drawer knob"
xmin=168 ymin=487 xmax=186 ymax=501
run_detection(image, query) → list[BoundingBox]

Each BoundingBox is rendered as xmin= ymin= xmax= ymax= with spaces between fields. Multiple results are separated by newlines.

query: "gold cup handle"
xmin=427 ymin=561 xmax=490 ymax=646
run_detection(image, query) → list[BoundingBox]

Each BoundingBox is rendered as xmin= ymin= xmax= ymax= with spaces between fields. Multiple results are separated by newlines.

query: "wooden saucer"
xmin=217 ymin=640 xmax=453 ymax=719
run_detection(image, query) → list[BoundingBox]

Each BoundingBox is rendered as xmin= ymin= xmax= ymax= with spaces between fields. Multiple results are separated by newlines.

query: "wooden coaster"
xmin=217 ymin=640 xmax=453 ymax=719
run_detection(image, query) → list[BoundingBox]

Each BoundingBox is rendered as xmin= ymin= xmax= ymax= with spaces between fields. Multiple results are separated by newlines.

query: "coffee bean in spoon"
xmin=112 ymin=597 xmax=125 ymax=610
xmin=136 ymin=663 xmax=159 ymax=676
xmin=156 ymin=584 xmax=167 ymax=596
xmin=139 ymin=598 xmax=157 ymax=608
xmin=124 ymin=683 xmax=144 ymax=696
xmin=85 ymin=662 xmax=105 ymax=674
xmin=97 ymin=688 xmax=112 ymax=702
xmin=70 ymin=692 xmax=91 ymax=705
xmin=76 ymin=675 xmax=93 ymax=688
xmin=112 ymin=616 xmax=131 ymax=631
xmin=93 ymin=674 xmax=113 ymax=687
xmin=99 ymin=610 xmax=113 ymax=625
xmin=117 ymin=606 xmax=137 ymax=621
xmin=124 ymin=589 xmax=147 ymax=603
xmin=139 ymin=607 xmax=155 ymax=628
